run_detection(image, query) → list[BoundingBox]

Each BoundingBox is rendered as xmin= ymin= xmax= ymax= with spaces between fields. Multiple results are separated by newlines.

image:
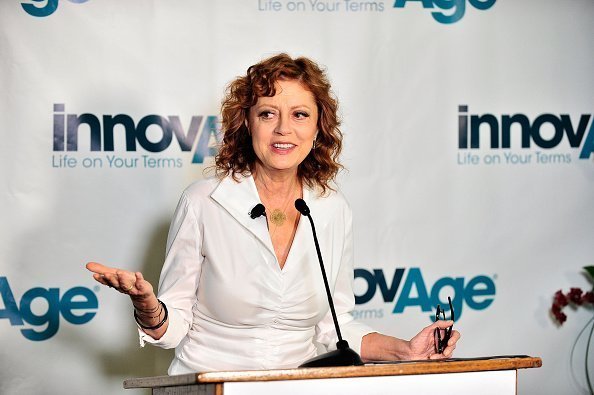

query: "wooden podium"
xmin=124 ymin=356 xmax=541 ymax=395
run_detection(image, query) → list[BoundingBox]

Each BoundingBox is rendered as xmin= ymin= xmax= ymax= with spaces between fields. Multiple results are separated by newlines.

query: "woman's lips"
xmin=271 ymin=143 xmax=296 ymax=153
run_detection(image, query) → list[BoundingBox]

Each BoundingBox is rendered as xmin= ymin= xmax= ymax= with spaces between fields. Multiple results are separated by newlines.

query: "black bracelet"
xmin=134 ymin=299 xmax=168 ymax=330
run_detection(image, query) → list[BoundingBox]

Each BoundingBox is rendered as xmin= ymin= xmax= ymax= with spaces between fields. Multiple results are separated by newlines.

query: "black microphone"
xmin=295 ymin=198 xmax=363 ymax=368
xmin=249 ymin=203 xmax=266 ymax=219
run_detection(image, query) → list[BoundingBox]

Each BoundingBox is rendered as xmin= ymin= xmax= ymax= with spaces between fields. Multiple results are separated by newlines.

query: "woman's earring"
xmin=245 ymin=120 xmax=251 ymax=136
xmin=313 ymin=139 xmax=316 ymax=149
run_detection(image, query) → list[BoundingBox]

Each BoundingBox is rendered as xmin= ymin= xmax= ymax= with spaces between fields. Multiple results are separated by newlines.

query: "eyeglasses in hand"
xmin=434 ymin=296 xmax=455 ymax=354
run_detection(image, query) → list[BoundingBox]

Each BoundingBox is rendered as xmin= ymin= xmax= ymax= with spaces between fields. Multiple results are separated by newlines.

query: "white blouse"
xmin=139 ymin=175 xmax=374 ymax=374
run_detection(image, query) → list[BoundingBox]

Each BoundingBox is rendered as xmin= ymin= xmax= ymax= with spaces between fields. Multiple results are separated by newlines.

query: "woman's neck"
xmin=252 ymin=166 xmax=300 ymax=198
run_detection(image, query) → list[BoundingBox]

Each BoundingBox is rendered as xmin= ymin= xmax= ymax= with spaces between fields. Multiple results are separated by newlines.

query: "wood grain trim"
xmin=197 ymin=357 xmax=542 ymax=383
xmin=124 ymin=357 xmax=542 ymax=389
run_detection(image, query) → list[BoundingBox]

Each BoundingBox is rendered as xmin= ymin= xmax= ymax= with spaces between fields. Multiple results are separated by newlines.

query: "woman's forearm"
xmin=360 ymin=332 xmax=411 ymax=362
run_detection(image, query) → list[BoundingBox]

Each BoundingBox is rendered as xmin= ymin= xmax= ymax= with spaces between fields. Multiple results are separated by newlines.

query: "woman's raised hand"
xmin=86 ymin=262 xmax=168 ymax=337
xmin=86 ymin=262 xmax=154 ymax=300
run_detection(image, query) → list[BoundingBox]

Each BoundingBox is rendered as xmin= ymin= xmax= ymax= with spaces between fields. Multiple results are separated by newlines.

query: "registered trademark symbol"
xmin=94 ymin=286 xmax=100 ymax=292
xmin=492 ymin=274 xmax=498 ymax=280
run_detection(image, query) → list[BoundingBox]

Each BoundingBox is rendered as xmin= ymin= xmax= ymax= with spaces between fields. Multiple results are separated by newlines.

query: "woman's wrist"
xmin=361 ymin=332 xmax=412 ymax=362
xmin=131 ymin=294 xmax=162 ymax=322
xmin=131 ymin=293 xmax=159 ymax=312
xmin=134 ymin=299 xmax=168 ymax=330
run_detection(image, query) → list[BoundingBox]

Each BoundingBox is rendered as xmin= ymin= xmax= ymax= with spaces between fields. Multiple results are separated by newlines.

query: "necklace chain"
xmin=254 ymin=174 xmax=302 ymax=267
xmin=268 ymin=181 xmax=296 ymax=228
xmin=255 ymin=175 xmax=299 ymax=228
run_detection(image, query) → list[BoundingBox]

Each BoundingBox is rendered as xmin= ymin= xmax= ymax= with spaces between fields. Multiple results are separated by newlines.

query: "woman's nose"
xmin=275 ymin=114 xmax=291 ymax=135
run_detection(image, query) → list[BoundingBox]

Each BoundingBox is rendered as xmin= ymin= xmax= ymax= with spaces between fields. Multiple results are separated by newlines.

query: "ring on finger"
xmin=122 ymin=283 xmax=134 ymax=292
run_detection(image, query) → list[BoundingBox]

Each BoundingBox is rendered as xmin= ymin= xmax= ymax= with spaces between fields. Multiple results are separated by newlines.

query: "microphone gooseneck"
xmin=295 ymin=199 xmax=343 ymax=342
xmin=295 ymin=198 xmax=363 ymax=368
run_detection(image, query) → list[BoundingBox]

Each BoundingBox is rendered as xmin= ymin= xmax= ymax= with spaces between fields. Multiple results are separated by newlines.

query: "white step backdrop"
xmin=1 ymin=1 xmax=593 ymax=394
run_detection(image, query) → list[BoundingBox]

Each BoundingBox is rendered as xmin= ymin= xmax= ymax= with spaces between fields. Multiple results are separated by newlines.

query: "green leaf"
xmin=584 ymin=266 xmax=594 ymax=290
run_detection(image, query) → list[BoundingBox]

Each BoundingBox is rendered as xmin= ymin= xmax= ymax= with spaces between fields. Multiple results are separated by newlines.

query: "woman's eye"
xmin=258 ymin=111 xmax=275 ymax=119
xmin=294 ymin=111 xmax=309 ymax=119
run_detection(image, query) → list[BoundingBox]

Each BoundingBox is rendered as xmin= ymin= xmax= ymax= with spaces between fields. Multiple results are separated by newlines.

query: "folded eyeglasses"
xmin=434 ymin=296 xmax=455 ymax=354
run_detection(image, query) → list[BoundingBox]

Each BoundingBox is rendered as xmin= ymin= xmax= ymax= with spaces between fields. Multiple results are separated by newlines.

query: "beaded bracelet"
xmin=135 ymin=303 xmax=162 ymax=318
xmin=135 ymin=308 xmax=162 ymax=319
xmin=134 ymin=299 xmax=168 ymax=330
xmin=135 ymin=303 xmax=160 ymax=314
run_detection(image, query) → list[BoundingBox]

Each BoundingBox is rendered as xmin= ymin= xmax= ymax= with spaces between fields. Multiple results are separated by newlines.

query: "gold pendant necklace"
xmin=270 ymin=209 xmax=287 ymax=226
xmin=255 ymin=174 xmax=300 ymax=229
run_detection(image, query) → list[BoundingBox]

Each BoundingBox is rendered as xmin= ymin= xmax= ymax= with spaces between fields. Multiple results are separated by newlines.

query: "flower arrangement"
xmin=551 ymin=266 xmax=594 ymax=395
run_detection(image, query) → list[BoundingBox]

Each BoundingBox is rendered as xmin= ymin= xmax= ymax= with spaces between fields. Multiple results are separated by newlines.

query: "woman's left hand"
xmin=361 ymin=321 xmax=460 ymax=362
xmin=408 ymin=320 xmax=460 ymax=359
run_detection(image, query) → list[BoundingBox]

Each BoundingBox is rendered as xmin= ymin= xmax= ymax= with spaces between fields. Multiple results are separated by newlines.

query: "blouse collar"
xmin=210 ymin=174 xmax=323 ymax=268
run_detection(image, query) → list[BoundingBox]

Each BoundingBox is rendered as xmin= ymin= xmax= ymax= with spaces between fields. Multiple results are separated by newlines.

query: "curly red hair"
xmin=215 ymin=53 xmax=343 ymax=194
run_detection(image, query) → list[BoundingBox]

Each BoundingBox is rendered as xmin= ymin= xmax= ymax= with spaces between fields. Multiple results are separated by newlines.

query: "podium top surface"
xmin=124 ymin=356 xmax=542 ymax=389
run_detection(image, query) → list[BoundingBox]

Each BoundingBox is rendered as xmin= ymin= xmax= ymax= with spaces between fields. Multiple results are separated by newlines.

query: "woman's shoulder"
xmin=180 ymin=177 xmax=220 ymax=202
xmin=309 ymin=186 xmax=351 ymax=214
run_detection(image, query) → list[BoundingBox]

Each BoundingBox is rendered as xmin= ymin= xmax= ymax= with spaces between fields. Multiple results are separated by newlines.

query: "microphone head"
xmin=249 ymin=203 xmax=266 ymax=219
xmin=294 ymin=198 xmax=310 ymax=215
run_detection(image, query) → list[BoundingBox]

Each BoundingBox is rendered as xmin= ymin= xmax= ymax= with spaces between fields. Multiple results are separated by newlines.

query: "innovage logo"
xmin=354 ymin=267 xmax=495 ymax=320
xmin=53 ymin=104 xmax=221 ymax=167
xmin=458 ymin=105 xmax=594 ymax=161
xmin=21 ymin=0 xmax=89 ymax=17
xmin=0 ymin=277 xmax=98 ymax=341
xmin=393 ymin=0 xmax=495 ymax=24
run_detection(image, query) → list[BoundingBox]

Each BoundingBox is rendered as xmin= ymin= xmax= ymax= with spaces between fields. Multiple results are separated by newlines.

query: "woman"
xmin=87 ymin=53 xmax=459 ymax=373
